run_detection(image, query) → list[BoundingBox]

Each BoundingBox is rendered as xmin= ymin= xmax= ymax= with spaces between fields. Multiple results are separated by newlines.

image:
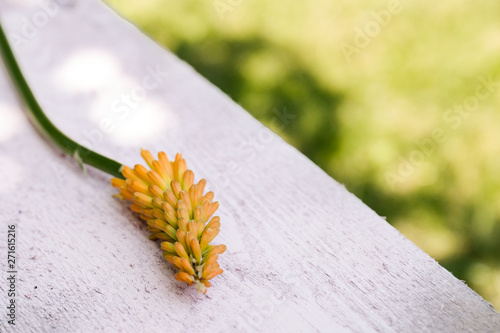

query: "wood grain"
xmin=0 ymin=1 xmax=498 ymax=332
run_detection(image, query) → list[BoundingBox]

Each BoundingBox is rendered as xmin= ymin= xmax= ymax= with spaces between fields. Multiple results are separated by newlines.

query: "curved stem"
xmin=0 ymin=20 xmax=124 ymax=179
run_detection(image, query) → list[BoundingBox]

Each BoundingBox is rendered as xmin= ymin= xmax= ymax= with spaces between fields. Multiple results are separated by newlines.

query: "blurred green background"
xmin=105 ymin=0 xmax=500 ymax=308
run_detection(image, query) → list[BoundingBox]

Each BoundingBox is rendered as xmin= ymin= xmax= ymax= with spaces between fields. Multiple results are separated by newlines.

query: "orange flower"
xmin=111 ymin=150 xmax=225 ymax=294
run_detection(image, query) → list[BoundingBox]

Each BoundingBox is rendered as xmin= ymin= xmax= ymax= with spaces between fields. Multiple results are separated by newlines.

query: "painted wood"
xmin=0 ymin=1 xmax=498 ymax=332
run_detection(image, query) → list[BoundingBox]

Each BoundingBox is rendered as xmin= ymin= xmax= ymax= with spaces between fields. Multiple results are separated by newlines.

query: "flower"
xmin=111 ymin=150 xmax=226 ymax=294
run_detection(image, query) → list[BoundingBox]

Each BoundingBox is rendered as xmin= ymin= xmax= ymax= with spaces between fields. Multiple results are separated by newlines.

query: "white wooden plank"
xmin=0 ymin=1 xmax=498 ymax=332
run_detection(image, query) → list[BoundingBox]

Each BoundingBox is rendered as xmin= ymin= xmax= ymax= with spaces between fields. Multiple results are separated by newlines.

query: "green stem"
xmin=0 ymin=21 xmax=124 ymax=179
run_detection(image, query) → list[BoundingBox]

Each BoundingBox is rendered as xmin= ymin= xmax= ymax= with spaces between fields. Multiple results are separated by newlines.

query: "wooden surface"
xmin=0 ymin=1 xmax=499 ymax=332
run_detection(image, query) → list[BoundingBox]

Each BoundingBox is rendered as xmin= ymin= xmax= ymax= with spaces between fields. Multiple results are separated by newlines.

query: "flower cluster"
xmin=111 ymin=150 xmax=225 ymax=293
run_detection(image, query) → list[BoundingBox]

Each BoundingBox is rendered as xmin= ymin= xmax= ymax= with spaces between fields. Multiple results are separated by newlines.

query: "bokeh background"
xmin=104 ymin=0 xmax=500 ymax=308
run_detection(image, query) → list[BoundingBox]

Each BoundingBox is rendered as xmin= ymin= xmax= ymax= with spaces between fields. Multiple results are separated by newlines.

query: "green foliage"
xmin=106 ymin=0 xmax=500 ymax=307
